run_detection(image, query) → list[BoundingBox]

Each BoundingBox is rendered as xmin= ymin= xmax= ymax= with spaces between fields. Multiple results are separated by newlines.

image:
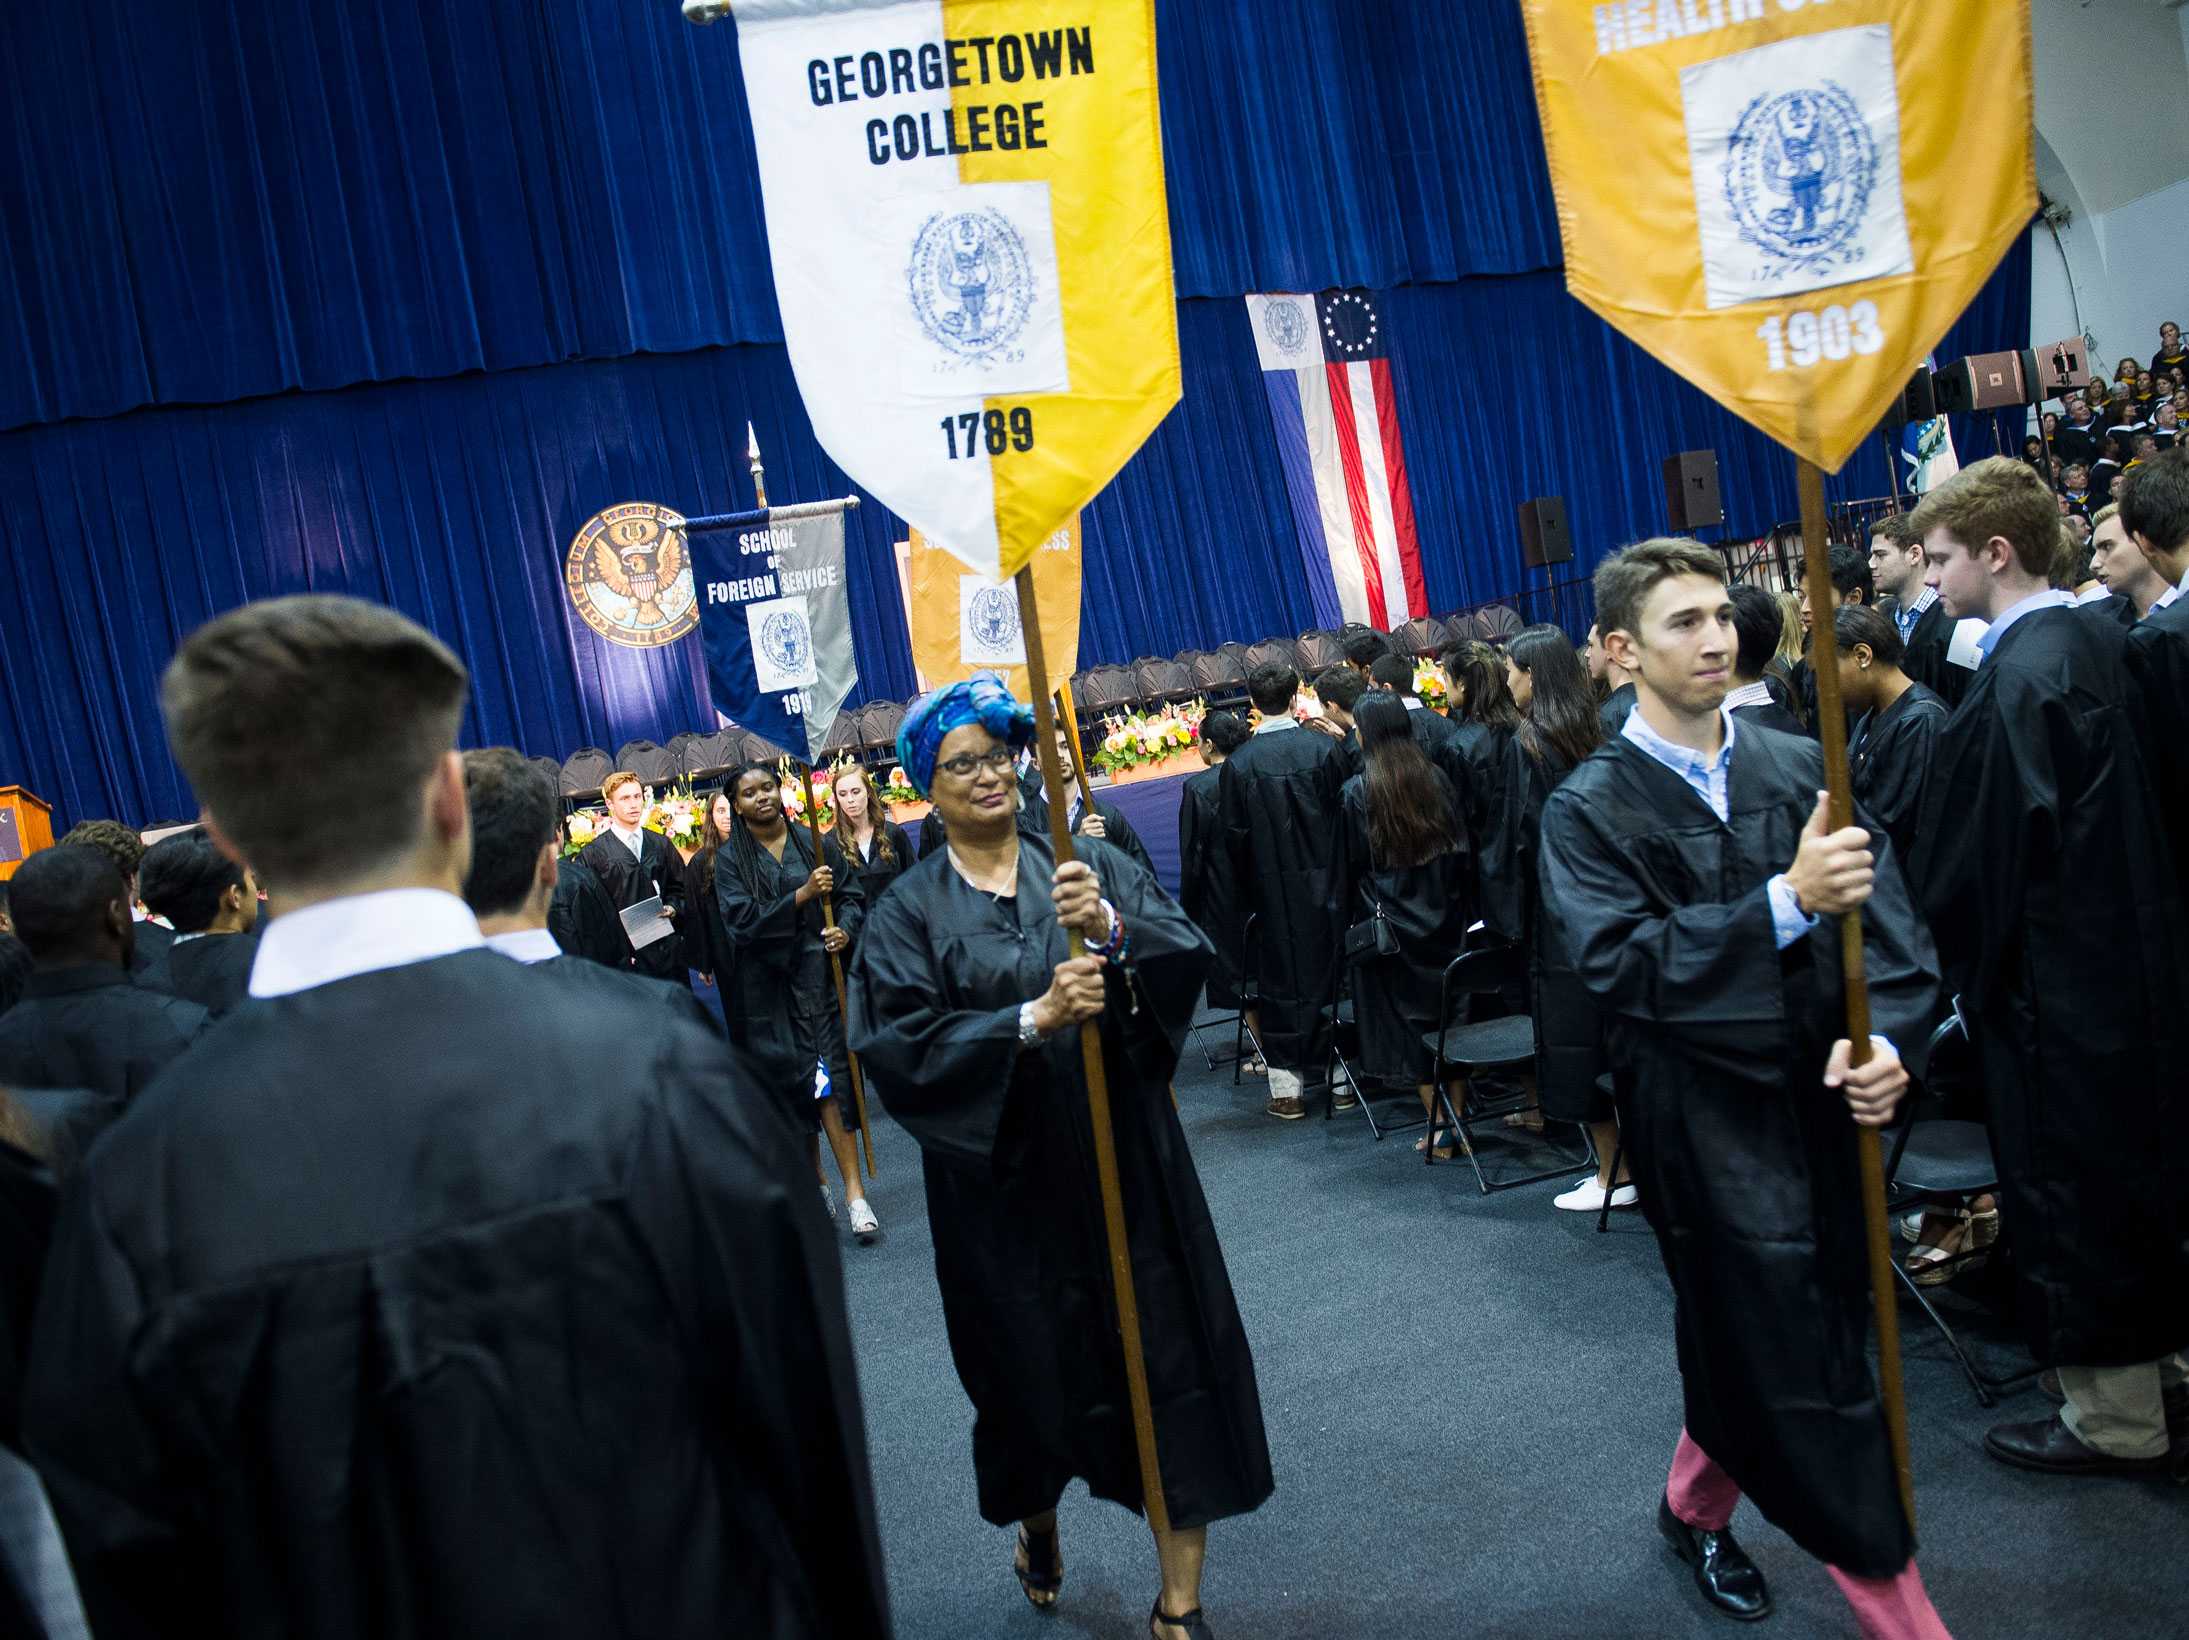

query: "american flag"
xmin=1245 ymin=288 xmax=1428 ymax=631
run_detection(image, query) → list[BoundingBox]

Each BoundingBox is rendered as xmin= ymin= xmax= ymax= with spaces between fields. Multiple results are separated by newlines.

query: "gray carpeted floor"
xmin=831 ymin=1013 xmax=2188 ymax=1638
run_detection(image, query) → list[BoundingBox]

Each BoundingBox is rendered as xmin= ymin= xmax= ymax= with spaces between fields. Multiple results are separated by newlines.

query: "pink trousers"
xmin=1667 ymin=1428 xmax=1951 ymax=1640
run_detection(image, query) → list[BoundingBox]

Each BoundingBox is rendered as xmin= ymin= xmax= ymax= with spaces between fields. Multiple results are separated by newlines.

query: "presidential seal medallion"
xmin=566 ymin=502 xmax=698 ymax=648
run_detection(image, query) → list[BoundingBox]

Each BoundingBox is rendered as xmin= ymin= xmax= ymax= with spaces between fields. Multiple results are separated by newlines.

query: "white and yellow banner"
xmin=1520 ymin=1 xmax=2033 ymax=473
xmin=730 ymin=1 xmax=1177 ymax=577
xmin=904 ymin=514 xmax=1080 ymax=696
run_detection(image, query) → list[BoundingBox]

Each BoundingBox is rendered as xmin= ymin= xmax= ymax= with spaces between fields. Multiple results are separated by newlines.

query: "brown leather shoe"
xmin=1265 ymin=1095 xmax=1305 ymax=1120
xmin=1983 ymin=1414 xmax=2171 ymax=1477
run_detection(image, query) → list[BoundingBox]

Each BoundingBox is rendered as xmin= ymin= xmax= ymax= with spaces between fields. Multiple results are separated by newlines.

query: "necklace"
xmin=946 ymin=840 xmax=1018 ymax=900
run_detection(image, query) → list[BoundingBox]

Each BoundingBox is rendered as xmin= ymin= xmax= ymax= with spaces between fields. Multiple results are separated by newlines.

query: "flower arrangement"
xmin=562 ymin=808 xmax=603 ymax=859
xmin=1289 ymin=685 xmax=1323 ymax=726
xmin=879 ymin=764 xmax=921 ymax=805
xmin=1412 ymin=659 xmax=1448 ymax=712
xmin=1093 ymin=700 xmax=1205 ymax=775
xmin=642 ymin=785 xmax=705 ymax=853
xmin=777 ymin=758 xmax=837 ymax=831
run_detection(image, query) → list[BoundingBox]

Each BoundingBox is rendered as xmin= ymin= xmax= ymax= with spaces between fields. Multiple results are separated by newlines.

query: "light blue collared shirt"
xmin=1973 ymin=589 xmax=2075 ymax=662
xmin=1891 ymin=586 xmax=1937 ymax=645
xmin=1621 ymin=705 xmax=1816 ymax=950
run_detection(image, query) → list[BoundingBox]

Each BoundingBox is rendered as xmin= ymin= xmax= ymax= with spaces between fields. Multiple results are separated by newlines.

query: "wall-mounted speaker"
xmin=1663 ymin=450 xmax=1723 ymax=531
xmin=1518 ymin=496 xmax=1572 ymax=568
xmin=1934 ymin=350 xmax=2033 ymax=414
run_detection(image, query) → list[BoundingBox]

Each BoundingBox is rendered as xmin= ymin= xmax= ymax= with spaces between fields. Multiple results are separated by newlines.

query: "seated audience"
xmin=134 ymin=826 xmax=260 ymax=1018
xmin=0 ymin=846 xmax=209 ymax=1104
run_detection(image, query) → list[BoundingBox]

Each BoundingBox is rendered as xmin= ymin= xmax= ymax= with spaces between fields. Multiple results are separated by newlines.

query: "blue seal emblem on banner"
xmin=1721 ymin=82 xmax=1877 ymax=283
xmin=908 ymin=208 xmax=1035 ymax=366
xmin=968 ymin=584 xmax=1020 ymax=651
xmin=1263 ymin=299 xmax=1309 ymax=358
xmin=761 ymin=607 xmax=812 ymax=677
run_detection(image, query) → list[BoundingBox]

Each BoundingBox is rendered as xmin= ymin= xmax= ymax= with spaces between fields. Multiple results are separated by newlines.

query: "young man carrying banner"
xmin=1539 ymin=541 xmax=1952 ymax=1638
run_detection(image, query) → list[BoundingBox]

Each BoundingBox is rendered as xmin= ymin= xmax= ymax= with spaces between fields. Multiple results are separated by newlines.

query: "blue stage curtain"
xmin=0 ymin=236 xmax=2031 ymax=828
xmin=0 ymin=0 xmax=1568 ymax=432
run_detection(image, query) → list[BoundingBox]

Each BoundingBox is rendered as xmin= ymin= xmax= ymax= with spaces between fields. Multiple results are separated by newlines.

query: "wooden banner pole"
xmin=1054 ymin=686 xmax=1101 ymax=821
xmin=1796 ymin=458 xmax=1914 ymax=1532
xmin=1015 ymin=565 xmax=1169 ymax=1537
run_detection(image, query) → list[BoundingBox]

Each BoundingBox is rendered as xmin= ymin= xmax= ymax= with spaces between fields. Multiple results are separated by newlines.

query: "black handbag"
xmin=1343 ymin=883 xmax=1400 ymax=963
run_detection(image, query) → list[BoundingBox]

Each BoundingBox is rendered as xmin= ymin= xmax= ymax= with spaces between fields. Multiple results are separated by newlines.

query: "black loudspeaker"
xmin=2030 ymin=337 xmax=2092 ymax=401
xmin=1663 ymin=450 xmax=1723 ymax=531
xmin=1885 ymin=367 xmax=1939 ymax=429
xmin=1934 ymin=350 xmax=2032 ymax=414
xmin=1518 ymin=497 xmax=1572 ymax=568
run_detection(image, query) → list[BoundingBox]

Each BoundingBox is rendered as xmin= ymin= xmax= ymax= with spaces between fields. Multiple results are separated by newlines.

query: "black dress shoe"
xmin=1658 ymin=1495 xmax=1772 ymax=1621
xmin=1983 ymin=1413 xmax=2172 ymax=1476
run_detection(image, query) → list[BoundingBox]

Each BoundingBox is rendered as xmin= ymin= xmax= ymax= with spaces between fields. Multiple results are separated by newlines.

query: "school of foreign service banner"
xmin=687 ymin=505 xmax=858 ymax=760
xmin=728 ymin=0 xmax=1178 ymax=581
xmin=902 ymin=515 xmax=1081 ymax=696
xmin=1246 ymin=290 xmax=1427 ymax=633
xmin=1520 ymin=0 xmax=2034 ymax=473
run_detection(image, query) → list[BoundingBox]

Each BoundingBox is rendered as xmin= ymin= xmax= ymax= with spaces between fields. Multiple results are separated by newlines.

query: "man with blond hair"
xmin=1908 ymin=456 xmax=2188 ymax=1481
xmin=1541 ymin=538 xmax=1948 ymax=1633
xmin=26 ymin=596 xmax=886 ymax=1637
xmin=576 ymin=766 xmax=687 ymax=980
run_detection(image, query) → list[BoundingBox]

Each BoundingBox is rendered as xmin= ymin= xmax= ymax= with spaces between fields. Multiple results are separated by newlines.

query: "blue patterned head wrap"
xmin=896 ymin=671 xmax=1037 ymax=797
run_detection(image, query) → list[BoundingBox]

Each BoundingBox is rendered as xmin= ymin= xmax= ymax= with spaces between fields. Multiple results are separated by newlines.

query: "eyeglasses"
xmin=934 ymin=747 xmax=1018 ymax=781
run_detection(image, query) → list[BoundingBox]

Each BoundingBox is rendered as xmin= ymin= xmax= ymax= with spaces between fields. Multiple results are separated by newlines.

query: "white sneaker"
xmin=819 ymin=1182 xmax=837 ymax=1222
xmin=1553 ymin=1177 xmax=1638 ymax=1213
xmin=848 ymin=1197 xmax=880 ymax=1241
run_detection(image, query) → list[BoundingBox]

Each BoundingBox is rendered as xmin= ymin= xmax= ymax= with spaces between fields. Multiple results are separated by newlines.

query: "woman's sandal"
xmin=1150 ymin=1598 xmax=1216 ymax=1638
xmin=1903 ymin=1207 xmax=1998 ymax=1288
xmin=1013 ymin=1524 xmax=1062 ymax=1611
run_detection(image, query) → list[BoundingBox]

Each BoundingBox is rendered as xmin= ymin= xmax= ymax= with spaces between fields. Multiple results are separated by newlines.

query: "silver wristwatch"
xmin=1017 ymin=1001 xmax=1043 ymax=1047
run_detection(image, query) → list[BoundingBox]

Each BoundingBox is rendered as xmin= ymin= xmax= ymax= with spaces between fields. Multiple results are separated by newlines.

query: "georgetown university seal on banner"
xmin=908 ymin=208 xmax=1036 ymax=367
xmin=968 ymin=584 xmax=1020 ymax=652
xmin=746 ymin=594 xmax=821 ymax=694
xmin=1262 ymin=297 xmax=1309 ymax=359
xmin=1680 ymin=26 xmax=1913 ymax=311
xmin=566 ymin=502 xmax=699 ymax=648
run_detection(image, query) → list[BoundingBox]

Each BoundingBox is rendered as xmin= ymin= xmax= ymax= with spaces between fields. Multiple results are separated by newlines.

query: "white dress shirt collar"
xmin=1253 ymin=716 xmax=1299 ymax=736
xmin=610 ymin=820 xmax=646 ymax=857
xmin=249 ymin=888 xmax=484 ymax=998
xmin=484 ymin=927 xmax=562 ymax=965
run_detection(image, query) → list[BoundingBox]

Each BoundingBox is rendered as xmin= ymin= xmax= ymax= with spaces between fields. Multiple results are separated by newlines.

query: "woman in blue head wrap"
xmin=850 ymin=676 xmax=1271 ymax=1640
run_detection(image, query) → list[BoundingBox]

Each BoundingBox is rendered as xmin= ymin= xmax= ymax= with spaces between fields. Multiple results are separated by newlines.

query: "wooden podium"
xmin=0 ymin=788 xmax=54 ymax=881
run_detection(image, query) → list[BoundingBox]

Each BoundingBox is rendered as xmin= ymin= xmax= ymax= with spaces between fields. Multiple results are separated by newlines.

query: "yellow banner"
xmin=905 ymin=514 xmax=1080 ymax=697
xmin=1520 ymin=1 xmax=2033 ymax=473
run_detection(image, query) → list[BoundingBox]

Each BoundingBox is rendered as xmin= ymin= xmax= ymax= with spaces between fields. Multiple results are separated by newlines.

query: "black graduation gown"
xmin=126 ymin=918 xmax=173 ymax=979
xmin=577 ymin=829 xmax=687 ymax=981
xmin=1339 ymin=775 xmax=1473 ymax=1085
xmin=1847 ymin=684 xmax=1947 ymax=864
xmin=24 ymin=950 xmax=885 ymax=1639
xmin=0 ymin=965 xmax=208 ymax=1105
xmin=145 ymin=931 xmax=260 ymax=1019
xmin=549 ymin=853 xmax=634 ymax=970
xmin=533 ymin=952 xmax=724 ymax=1038
xmin=1213 ymin=724 xmax=1346 ymax=1070
xmin=1731 ymin=697 xmax=1808 ymax=738
xmin=1912 ymin=607 xmax=2189 ymax=1369
xmin=715 ymin=828 xmax=865 ymax=1134
xmin=1479 ymin=737 xmax=1605 ymax=1124
xmin=1177 ymin=766 xmax=1242 ymax=1010
xmin=1598 ymin=681 xmax=1637 ymax=734
xmin=839 ymin=821 xmax=914 ymax=908
xmin=2124 ymin=594 xmax=2189 ymax=864
xmin=0 ymin=1134 xmax=56 ymax=1451
xmin=1896 ymin=597 xmax=1969 ymax=708
xmin=681 ymin=850 xmax=734 ymax=990
xmin=1539 ymin=729 xmax=1941 ymax=1578
xmin=846 ymin=835 xmax=1272 ymax=1529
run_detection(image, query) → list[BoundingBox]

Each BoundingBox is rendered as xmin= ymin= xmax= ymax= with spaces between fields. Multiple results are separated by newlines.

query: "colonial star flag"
xmin=1520 ymin=1 xmax=2033 ymax=472
xmin=727 ymin=1 xmax=1177 ymax=579
xmin=1245 ymin=290 xmax=1427 ymax=632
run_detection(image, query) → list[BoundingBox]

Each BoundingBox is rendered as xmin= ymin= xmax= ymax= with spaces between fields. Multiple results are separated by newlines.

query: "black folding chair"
xmin=1885 ymin=1005 xmax=2043 ymax=1407
xmin=1419 ymin=940 xmax=1593 ymax=1193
